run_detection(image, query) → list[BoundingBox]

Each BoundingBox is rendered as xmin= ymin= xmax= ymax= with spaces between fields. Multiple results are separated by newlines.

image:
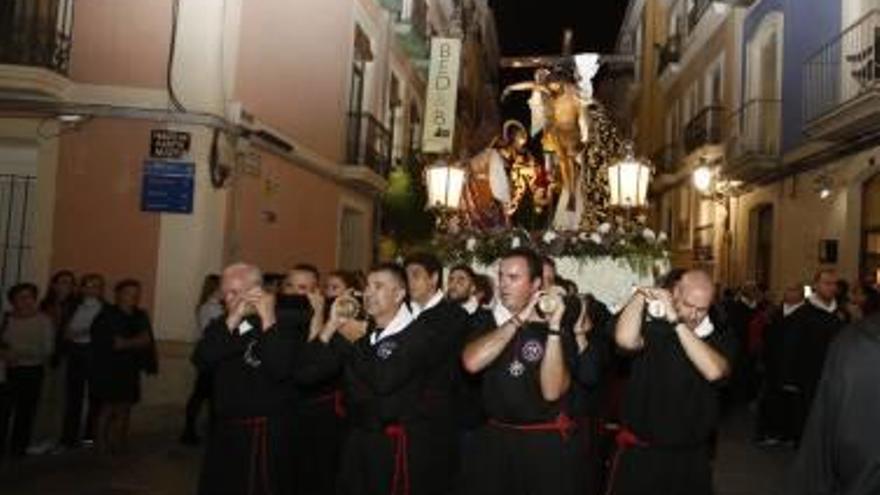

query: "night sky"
xmin=489 ymin=0 xmax=628 ymax=123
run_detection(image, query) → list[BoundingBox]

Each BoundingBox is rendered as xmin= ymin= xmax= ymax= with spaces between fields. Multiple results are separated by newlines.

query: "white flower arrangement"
xmin=597 ymin=223 xmax=612 ymax=234
xmin=511 ymin=237 xmax=521 ymax=248
xmin=542 ymin=230 xmax=558 ymax=244
xmin=589 ymin=233 xmax=603 ymax=244
xmin=642 ymin=228 xmax=656 ymax=243
xmin=466 ymin=237 xmax=477 ymax=252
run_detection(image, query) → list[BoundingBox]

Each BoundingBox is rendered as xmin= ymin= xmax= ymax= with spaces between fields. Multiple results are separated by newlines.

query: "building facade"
xmin=0 ymin=0 xmax=498 ymax=405
xmin=619 ymin=0 xmax=880 ymax=298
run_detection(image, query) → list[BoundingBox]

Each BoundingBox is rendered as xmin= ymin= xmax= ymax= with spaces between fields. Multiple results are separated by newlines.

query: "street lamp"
xmin=424 ymin=159 xmax=466 ymax=210
xmin=608 ymin=143 xmax=652 ymax=208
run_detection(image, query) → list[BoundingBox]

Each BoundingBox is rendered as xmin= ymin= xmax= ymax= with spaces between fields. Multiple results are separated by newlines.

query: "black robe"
xmin=192 ymin=314 xmax=299 ymax=495
xmin=787 ymin=315 xmax=880 ymax=495
xmin=608 ymin=315 xmax=735 ymax=495
xmin=784 ymin=301 xmax=847 ymax=440
xmin=458 ymin=301 xmax=586 ymax=495
xmin=327 ymin=304 xmax=465 ymax=495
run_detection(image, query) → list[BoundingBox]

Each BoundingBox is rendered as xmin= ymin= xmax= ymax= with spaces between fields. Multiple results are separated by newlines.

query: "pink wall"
xmin=52 ymin=120 xmax=160 ymax=311
xmin=229 ymin=152 xmax=371 ymax=274
xmin=69 ymin=0 xmax=171 ymax=88
xmin=235 ymin=0 xmax=354 ymax=162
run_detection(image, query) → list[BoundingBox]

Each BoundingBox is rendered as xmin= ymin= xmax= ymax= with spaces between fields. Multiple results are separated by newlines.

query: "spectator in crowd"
xmin=848 ymin=281 xmax=880 ymax=321
xmin=0 ymin=283 xmax=55 ymax=460
xmin=91 ymin=279 xmax=157 ymax=455
xmin=180 ymin=274 xmax=222 ymax=445
xmin=58 ymin=273 xmax=106 ymax=450
xmin=473 ymin=274 xmax=495 ymax=308
xmin=39 ymin=270 xmax=78 ymax=363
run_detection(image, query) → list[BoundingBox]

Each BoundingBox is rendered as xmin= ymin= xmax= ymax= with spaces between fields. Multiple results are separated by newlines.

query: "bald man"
xmin=193 ymin=263 xmax=299 ymax=495
xmin=607 ymin=270 xmax=735 ymax=495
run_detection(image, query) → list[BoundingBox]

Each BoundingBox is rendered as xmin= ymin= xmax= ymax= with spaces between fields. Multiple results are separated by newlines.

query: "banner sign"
xmin=141 ymin=160 xmax=195 ymax=214
xmin=422 ymin=37 xmax=462 ymax=154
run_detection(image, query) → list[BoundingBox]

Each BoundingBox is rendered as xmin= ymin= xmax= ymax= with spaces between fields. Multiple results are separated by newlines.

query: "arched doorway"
xmin=861 ymin=172 xmax=880 ymax=284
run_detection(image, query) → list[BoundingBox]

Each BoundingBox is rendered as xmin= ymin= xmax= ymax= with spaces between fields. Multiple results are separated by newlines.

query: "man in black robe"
xmin=193 ymin=263 xmax=299 ymax=495
xmin=756 ymin=283 xmax=804 ymax=446
xmin=446 ymin=264 xmax=493 ymax=434
xmin=787 ymin=313 xmax=880 ymax=495
xmin=315 ymin=263 xmax=455 ymax=495
xmin=608 ymin=270 xmax=734 ymax=495
xmin=403 ymin=253 xmax=469 ymax=492
xmin=281 ymin=263 xmax=347 ymax=495
xmin=785 ymin=270 xmax=847 ymax=442
xmin=459 ymin=248 xmax=588 ymax=495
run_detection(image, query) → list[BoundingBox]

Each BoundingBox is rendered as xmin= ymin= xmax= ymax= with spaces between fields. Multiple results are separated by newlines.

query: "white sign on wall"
xmin=422 ymin=37 xmax=462 ymax=154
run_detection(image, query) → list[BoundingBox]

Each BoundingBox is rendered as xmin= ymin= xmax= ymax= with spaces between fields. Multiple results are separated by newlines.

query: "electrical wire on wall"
xmin=167 ymin=0 xmax=187 ymax=112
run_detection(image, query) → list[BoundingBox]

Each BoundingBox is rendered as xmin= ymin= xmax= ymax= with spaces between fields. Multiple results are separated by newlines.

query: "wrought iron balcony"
xmin=687 ymin=0 xmax=714 ymax=33
xmin=0 ymin=0 xmax=73 ymax=76
xmin=394 ymin=0 xmax=430 ymax=61
xmin=804 ymin=10 xmax=880 ymax=139
xmin=650 ymin=143 xmax=683 ymax=174
xmin=347 ymin=112 xmax=392 ymax=179
xmin=727 ymin=99 xmax=781 ymax=179
xmin=684 ymin=106 xmax=726 ymax=155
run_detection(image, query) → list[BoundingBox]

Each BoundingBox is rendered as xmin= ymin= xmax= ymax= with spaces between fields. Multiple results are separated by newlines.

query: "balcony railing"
xmin=0 ymin=0 xmax=73 ymax=75
xmin=729 ymin=99 xmax=781 ymax=159
xmin=395 ymin=0 xmax=429 ymax=61
xmin=347 ymin=112 xmax=392 ymax=179
xmin=650 ymin=143 xmax=682 ymax=174
xmin=804 ymin=9 xmax=880 ymax=124
xmin=687 ymin=0 xmax=714 ymax=33
xmin=684 ymin=106 xmax=726 ymax=154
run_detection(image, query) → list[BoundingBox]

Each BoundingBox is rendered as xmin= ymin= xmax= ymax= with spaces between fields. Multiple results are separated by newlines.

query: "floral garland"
xmin=433 ymin=221 xmax=669 ymax=276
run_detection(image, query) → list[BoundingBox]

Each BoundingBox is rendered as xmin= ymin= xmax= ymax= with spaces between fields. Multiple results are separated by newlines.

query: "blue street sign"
xmin=141 ymin=160 xmax=195 ymax=214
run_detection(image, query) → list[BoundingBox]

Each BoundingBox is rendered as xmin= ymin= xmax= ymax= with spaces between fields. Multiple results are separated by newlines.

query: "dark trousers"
xmin=183 ymin=370 xmax=213 ymax=438
xmin=457 ymin=423 xmax=585 ymax=495
xmin=61 ymin=343 xmax=98 ymax=446
xmin=607 ymin=444 xmax=712 ymax=495
xmin=0 ymin=366 xmax=45 ymax=458
xmin=0 ymin=382 xmax=10 ymax=461
xmin=756 ymin=383 xmax=798 ymax=442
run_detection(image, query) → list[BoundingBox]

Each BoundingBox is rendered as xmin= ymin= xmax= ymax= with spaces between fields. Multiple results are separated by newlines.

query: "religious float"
xmin=420 ymin=59 xmax=669 ymax=311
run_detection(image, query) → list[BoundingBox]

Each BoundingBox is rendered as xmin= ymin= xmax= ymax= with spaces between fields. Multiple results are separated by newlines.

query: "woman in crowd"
xmin=90 ymin=279 xmax=157 ymax=455
xmin=58 ymin=273 xmax=106 ymax=450
xmin=180 ymin=274 xmax=222 ymax=445
xmin=39 ymin=270 xmax=78 ymax=355
xmin=0 ymin=283 xmax=55 ymax=460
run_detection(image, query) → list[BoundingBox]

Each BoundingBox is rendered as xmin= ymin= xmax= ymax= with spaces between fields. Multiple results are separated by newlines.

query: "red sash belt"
xmin=488 ymin=413 xmax=577 ymax=441
xmin=311 ymin=390 xmax=347 ymax=418
xmin=227 ymin=416 xmax=273 ymax=495
xmin=383 ymin=424 xmax=410 ymax=495
xmin=604 ymin=426 xmax=649 ymax=495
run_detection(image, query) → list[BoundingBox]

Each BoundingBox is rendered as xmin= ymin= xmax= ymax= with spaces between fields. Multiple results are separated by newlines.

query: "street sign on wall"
xmin=141 ymin=160 xmax=195 ymax=214
xmin=150 ymin=129 xmax=191 ymax=159
xmin=422 ymin=37 xmax=462 ymax=154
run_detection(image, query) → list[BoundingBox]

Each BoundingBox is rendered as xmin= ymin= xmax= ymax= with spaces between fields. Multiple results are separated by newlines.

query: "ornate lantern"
xmin=608 ymin=143 xmax=652 ymax=208
xmin=424 ymin=159 xmax=466 ymax=210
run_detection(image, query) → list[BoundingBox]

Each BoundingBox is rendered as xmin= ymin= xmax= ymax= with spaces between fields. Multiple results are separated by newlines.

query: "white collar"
xmin=492 ymin=302 xmax=515 ymax=326
xmin=370 ymin=304 xmax=415 ymax=345
xmin=461 ymin=297 xmax=480 ymax=315
xmin=694 ymin=316 xmax=715 ymax=338
xmin=411 ymin=290 xmax=444 ymax=318
xmin=783 ymin=302 xmax=805 ymax=317
xmin=739 ymin=297 xmax=757 ymax=310
xmin=808 ymin=294 xmax=837 ymax=314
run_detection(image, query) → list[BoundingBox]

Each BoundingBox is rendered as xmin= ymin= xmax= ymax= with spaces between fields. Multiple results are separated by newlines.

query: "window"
xmin=339 ymin=206 xmax=369 ymax=271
